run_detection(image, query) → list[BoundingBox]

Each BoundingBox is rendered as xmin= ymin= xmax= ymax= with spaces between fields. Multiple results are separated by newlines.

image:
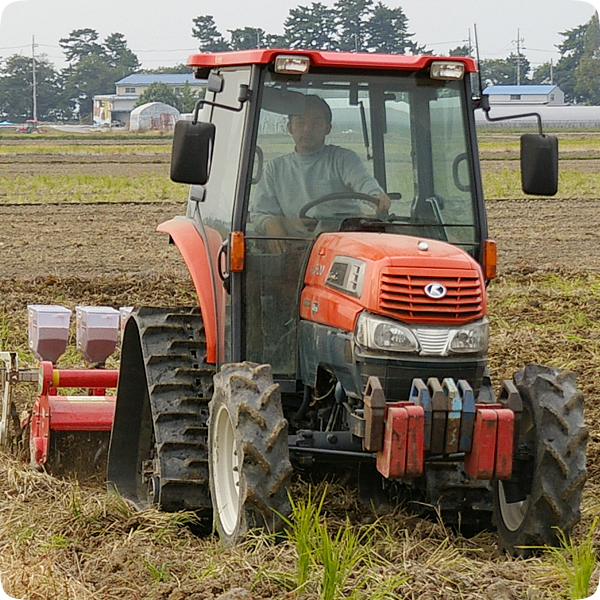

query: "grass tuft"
xmin=545 ymin=518 xmax=598 ymax=600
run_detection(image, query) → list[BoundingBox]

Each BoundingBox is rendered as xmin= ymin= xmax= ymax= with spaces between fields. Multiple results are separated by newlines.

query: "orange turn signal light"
xmin=483 ymin=239 xmax=497 ymax=280
xmin=230 ymin=231 xmax=245 ymax=272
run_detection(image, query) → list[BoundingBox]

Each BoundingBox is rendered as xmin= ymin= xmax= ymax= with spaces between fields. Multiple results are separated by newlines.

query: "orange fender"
xmin=157 ymin=217 xmax=220 ymax=364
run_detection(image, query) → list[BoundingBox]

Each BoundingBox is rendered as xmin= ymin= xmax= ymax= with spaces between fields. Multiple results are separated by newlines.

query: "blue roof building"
xmin=114 ymin=73 xmax=205 ymax=96
xmin=93 ymin=72 xmax=206 ymax=128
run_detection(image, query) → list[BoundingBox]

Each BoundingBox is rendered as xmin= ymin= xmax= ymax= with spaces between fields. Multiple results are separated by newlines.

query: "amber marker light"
xmin=483 ymin=239 xmax=497 ymax=280
xmin=230 ymin=231 xmax=245 ymax=272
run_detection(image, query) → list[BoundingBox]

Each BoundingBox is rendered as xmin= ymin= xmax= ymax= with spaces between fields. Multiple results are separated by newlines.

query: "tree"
xmin=480 ymin=53 xmax=530 ymax=86
xmin=146 ymin=64 xmax=192 ymax=74
xmin=574 ymin=14 xmax=600 ymax=105
xmin=284 ymin=3 xmax=338 ymax=50
xmin=229 ymin=27 xmax=266 ymax=50
xmin=363 ymin=2 xmax=421 ymax=54
xmin=59 ymin=29 xmax=140 ymax=119
xmin=0 ymin=54 xmax=65 ymax=121
xmin=553 ymin=22 xmax=588 ymax=102
xmin=62 ymin=54 xmax=123 ymax=119
xmin=176 ymin=82 xmax=203 ymax=113
xmin=531 ymin=61 xmax=554 ymax=84
xmin=134 ymin=82 xmax=202 ymax=113
xmin=104 ymin=33 xmax=141 ymax=74
xmin=449 ymin=44 xmax=471 ymax=57
xmin=192 ymin=15 xmax=231 ymax=52
xmin=263 ymin=34 xmax=289 ymax=49
xmin=59 ymin=28 xmax=104 ymax=63
xmin=335 ymin=0 xmax=374 ymax=52
xmin=135 ymin=82 xmax=179 ymax=108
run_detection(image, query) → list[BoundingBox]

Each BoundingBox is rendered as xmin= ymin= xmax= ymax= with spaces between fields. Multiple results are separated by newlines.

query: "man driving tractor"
xmin=252 ymin=95 xmax=391 ymax=249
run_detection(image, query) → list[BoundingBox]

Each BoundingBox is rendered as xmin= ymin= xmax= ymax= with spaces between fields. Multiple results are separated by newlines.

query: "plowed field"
xmin=1 ymin=133 xmax=600 ymax=600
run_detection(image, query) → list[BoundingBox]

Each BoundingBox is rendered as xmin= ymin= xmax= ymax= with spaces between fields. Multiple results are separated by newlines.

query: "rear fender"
xmin=157 ymin=217 xmax=221 ymax=364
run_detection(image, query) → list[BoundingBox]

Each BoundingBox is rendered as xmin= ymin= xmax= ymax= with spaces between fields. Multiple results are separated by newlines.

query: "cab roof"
xmin=187 ymin=49 xmax=478 ymax=73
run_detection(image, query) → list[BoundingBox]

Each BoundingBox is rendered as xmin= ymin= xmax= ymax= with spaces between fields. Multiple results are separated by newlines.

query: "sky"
xmin=0 ymin=0 xmax=598 ymax=72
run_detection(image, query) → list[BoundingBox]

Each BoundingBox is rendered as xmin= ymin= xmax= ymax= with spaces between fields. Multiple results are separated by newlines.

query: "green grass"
xmin=0 ymin=143 xmax=170 ymax=155
xmin=544 ymin=518 xmax=598 ymax=600
xmin=478 ymin=131 xmax=600 ymax=155
xmin=483 ymin=167 xmax=600 ymax=199
xmin=280 ymin=487 xmax=407 ymax=600
xmin=0 ymin=173 xmax=185 ymax=204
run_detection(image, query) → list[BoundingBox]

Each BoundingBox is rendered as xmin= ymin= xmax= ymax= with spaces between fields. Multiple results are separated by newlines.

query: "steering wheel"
xmin=299 ymin=192 xmax=380 ymax=220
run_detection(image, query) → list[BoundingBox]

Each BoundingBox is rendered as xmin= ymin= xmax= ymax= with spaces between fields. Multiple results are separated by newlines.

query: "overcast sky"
xmin=0 ymin=0 xmax=598 ymax=71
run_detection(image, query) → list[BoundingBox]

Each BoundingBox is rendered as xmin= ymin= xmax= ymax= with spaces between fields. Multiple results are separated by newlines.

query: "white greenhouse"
xmin=129 ymin=102 xmax=180 ymax=132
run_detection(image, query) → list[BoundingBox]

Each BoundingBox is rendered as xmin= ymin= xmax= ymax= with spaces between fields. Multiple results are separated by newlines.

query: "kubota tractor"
xmin=106 ymin=50 xmax=587 ymax=555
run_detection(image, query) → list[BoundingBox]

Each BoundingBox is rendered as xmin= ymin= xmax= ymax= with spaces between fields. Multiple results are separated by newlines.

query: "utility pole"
xmin=513 ymin=29 xmax=525 ymax=85
xmin=32 ymin=35 xmax=38 ymax=122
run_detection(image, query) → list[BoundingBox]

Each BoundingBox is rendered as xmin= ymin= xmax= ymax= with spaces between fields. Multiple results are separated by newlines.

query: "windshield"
xmin=246 ymin=69 xmax=478 ymax=251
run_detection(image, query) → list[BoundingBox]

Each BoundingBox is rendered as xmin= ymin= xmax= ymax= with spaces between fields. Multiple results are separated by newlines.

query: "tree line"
xmin=0 ymin=28 xmax=197 ymax=123
xmin=0 ymin=6 xmax=599 ymax=123
xmin=192 ymin=0 xmax=423 ymax=54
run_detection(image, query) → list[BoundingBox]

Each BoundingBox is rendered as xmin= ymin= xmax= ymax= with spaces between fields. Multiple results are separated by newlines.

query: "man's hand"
xmin=376 ymin=192 xmax=391 ymax=218
xmin=263 ymin=218 xmax=288 ymax=253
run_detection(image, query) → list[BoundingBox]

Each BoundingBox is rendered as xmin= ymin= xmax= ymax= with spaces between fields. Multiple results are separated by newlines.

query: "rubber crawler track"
xmin=107 ymin=307 xmax=215 ymax=518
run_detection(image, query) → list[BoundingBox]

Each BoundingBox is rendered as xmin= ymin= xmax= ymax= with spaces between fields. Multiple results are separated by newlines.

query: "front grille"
xmin=379 ymin=269 xmax=484 ymax=324
xmin=414 ymin=328 xmax=450 ymax=355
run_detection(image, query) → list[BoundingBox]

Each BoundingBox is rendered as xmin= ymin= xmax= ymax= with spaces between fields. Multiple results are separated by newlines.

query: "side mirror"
xmin=521 ymin=133 xmax=558 ymax=196
xmin=170 ymin=120 xmax=216 ymax=185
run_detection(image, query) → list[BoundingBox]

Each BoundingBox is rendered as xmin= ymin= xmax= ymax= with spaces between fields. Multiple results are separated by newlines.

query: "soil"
xmin=1 ymin=196 xmax=599 ymax=279
xmin=1 ymin=144 xmax=600 ymax=600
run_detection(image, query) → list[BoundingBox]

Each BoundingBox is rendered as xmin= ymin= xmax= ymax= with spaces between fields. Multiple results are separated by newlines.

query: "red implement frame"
xmin=29 ymin=361 xmax=117 ymax=467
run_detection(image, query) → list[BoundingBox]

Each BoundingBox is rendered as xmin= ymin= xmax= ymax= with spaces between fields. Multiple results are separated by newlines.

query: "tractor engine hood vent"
xmin=301 ymin=232 xmax=486 ymax=330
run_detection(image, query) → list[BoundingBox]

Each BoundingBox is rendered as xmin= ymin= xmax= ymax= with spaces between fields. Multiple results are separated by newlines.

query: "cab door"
xmin=193 ymin=66 xmax=253 ymax=366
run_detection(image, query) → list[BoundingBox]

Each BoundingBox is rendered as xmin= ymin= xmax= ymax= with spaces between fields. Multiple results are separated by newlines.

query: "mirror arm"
xmin=479 ymin=104 xmax=544 ymax=136
xmin=192 ymin=85 xmax=251 ymax=124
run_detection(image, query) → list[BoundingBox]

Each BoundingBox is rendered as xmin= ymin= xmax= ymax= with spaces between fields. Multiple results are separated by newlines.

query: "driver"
xmin=252 ymin=95 xmax=391 ymax=245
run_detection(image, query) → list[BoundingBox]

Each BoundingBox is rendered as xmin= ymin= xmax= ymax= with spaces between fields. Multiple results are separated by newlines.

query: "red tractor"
xmin=107 ymin=50 xmax=587 ymax=555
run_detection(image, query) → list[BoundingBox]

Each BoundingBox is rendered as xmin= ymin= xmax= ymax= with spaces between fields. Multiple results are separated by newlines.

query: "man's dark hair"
xmin=291 ymin=95 xmax=332 ymax=125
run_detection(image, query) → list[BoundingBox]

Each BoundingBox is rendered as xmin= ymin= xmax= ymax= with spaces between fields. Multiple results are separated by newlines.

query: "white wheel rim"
xmin=498 ymin=481 xmax=529 ymax=532
xmin=212 ymin=403 xmax=240 ymax=536
xmin=498 ymin=405 xmax=534 ymax=532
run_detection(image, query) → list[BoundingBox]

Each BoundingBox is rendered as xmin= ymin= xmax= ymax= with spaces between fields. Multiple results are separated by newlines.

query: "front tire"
xmin=493 ymin=365 xmax=587 ymax=556
xmin=209 ymin=362 xmax=293 ymax=545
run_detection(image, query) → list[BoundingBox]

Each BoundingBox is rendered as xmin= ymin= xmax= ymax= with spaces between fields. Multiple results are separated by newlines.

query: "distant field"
xmin=0 ymin=130 xmax=598 ymax=204
xmin=0 ymin=130 xmax=600 ymax=600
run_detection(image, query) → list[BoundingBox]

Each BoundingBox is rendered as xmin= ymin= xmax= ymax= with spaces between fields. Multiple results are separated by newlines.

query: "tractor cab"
xmin=170 ymin=50 xmax=555 ymax=387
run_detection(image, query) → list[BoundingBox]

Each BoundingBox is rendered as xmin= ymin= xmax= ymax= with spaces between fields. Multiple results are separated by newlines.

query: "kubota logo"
xmin=424 ymin=282 xmax=447 ymax=299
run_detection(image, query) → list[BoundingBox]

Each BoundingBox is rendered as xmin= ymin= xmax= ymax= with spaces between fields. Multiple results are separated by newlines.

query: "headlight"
xmin=355 ymin=312 xmax=419 ymax=353
xmin=448 ymin=319 xmax=489 ymax=354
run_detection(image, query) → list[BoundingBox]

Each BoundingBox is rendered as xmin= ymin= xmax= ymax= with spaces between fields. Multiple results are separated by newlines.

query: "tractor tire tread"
xmin=210 ymin=361 xmax=292 ymax=544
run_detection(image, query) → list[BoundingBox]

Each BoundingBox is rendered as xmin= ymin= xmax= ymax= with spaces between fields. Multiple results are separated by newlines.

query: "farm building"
xmin=92 ymin=73 xmax=206 ymax=127
xmin=114 ymin=73 xmax=205 ymax=97
xmin=93 ymin=95 xmax=137 ymax=127
xmin=475 ymin=104 xmax=600 ymax=129
xmin=483 ymin=84 xmax=565 ymax=106
xmin=129 ymin=102 xmax=180 ymax=132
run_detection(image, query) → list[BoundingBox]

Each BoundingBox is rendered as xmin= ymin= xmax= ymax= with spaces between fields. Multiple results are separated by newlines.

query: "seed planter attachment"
xmin=1 ymin=305 xmax=124 ymax=472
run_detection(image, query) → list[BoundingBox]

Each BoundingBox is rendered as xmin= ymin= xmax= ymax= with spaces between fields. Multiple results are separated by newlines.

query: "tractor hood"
xmin=300 ymin=232 xmax=487 ymax=331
